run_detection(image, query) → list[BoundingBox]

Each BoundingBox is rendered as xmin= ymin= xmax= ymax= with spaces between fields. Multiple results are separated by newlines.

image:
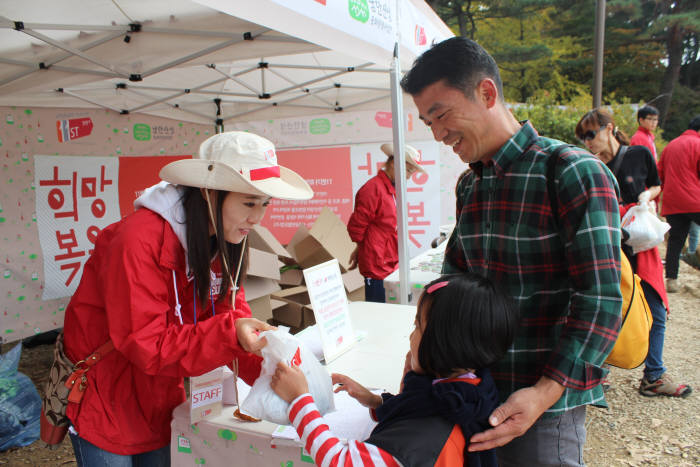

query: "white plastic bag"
xmin=239 ymin=327 xmax=335 ymax=424
xmin=621 ymin=201 xmax=670 ymax=254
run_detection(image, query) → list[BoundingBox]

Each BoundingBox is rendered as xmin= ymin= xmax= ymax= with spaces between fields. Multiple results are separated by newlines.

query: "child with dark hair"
xmin=271 ymin=273 xmax=519 ymax=467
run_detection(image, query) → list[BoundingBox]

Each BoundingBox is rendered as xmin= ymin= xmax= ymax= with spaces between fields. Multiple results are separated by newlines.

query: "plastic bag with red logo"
xmin=238 ymin=327 xmax=335 ymax=424
xmin=621 ymin=201 xmax=670 ymax=254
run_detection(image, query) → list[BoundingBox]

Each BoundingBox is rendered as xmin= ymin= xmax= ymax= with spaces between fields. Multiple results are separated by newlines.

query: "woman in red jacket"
xmin=576 ymin=109 xmax=691 ymax=398
xmin=347 ymin=143 xmax=425 ymax=302
xmin=61 ymin=132 xmax=313 ymax=466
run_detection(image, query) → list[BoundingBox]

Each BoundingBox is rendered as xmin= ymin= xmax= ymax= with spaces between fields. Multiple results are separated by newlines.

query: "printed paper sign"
xmin=303 ymin=260 xmax=354 ymax=363
xmin=262 ymin=146 xmax=352 ymax=244
xmin=34 ymin=156 xmax=121 ymax=299
xmin=190 ymin=367 xmax=224 ymax=423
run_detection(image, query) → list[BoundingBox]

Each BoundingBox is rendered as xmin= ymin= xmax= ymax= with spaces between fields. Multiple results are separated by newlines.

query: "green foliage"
xmin=661 ymin=84 xmax=700 ymax=141
xmin=510 ymin=95 xmax=647 ymax=148
xmin=475 ymin=2 xmax=588 ymax=103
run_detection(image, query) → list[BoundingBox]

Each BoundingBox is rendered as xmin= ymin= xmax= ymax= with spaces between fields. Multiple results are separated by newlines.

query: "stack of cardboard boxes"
xmin=242 ymin=207 xmax=365 ymax=333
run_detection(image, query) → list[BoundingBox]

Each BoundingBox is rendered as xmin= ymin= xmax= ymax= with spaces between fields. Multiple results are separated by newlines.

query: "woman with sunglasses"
xmin=575 ymin=109 xmax=691 ymax=399
xmin=56 ymin=132 xmax=314 ymax=466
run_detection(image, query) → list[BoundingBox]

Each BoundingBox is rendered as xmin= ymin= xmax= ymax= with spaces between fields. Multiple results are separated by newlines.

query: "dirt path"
xmin=2 ymin=254 xmax=698 ymax=466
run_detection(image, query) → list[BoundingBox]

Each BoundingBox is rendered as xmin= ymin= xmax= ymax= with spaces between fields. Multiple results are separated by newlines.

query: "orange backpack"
xmin=547 ymin=146 xmax=653 ymax=369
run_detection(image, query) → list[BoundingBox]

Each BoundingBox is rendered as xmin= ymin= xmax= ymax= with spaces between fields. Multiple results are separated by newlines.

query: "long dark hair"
xmin=575 ymin=108 xmax=631 ymax=146
xmin=182 ymin=187 xmax=248 ymax=305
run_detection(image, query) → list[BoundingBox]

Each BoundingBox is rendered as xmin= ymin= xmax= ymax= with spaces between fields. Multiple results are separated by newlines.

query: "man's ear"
xmin=477 ymin=78 xmax=499 ymax=109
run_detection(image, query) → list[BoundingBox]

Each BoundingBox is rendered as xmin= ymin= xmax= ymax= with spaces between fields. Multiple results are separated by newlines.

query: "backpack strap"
xmin=608 ymin=145 xmax=628 ymax=178
xmin=547 ymin=147 xmax=637 ymax=333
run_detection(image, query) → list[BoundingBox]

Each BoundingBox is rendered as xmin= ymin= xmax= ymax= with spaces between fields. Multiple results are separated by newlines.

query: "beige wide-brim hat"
xmin=159 ymin=131 xmax=313 ymax=200
xmin=380 ymin=143 xmax=427 ymax=174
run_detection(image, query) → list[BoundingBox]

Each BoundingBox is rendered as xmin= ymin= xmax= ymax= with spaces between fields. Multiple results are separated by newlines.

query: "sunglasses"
xmin=580 ymin=126 xmax=607 ymax=142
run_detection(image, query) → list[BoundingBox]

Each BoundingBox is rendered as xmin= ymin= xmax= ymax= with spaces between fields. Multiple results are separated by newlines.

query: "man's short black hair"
xmin=637 ymin=105 xmax=659 ymax=121
xmin=416 ymin=273 xmax=519 ymax=377
xmin=689 ymin=115 xmax=700 ymax=131
xmin=400 ymin=36 xmax=504 ymax=101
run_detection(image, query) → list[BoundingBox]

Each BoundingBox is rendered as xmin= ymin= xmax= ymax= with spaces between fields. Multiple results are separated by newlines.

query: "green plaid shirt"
xmin=443 ymin=122 xmax=622 ymax=414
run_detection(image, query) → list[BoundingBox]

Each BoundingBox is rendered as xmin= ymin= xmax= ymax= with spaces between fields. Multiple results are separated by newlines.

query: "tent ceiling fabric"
xmin=0 ymin=0 xmax=401 ymax=124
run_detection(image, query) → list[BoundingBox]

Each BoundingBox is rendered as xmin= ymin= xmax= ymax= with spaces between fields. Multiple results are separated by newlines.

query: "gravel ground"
xmin=1 ymin=249 xmax=698 ymax=466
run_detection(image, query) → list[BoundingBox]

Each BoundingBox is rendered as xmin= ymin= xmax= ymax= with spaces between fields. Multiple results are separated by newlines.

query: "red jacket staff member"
xmin=347 ymin=143 xmax=425 ymax=302
xmin=60 ymin=132 xmax=313 ymax=466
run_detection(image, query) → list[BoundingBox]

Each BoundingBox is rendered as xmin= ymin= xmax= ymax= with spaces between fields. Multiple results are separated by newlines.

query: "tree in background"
xmin=606 ymin=0 xmax=699 ymax=126
xmin=477 ymin=1 xmax=587 ymax=103
xmin=426 ymin=0 xmax=699 ymax=138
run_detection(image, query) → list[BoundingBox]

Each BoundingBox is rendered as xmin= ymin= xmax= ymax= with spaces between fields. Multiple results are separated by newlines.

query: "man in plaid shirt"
xmin=401 ymin=37 xmax=622 ymax=466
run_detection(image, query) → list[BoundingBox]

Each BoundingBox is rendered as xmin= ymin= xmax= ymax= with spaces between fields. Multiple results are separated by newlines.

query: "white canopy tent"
xmin=0 ymin=0 xmax=453 ymax=304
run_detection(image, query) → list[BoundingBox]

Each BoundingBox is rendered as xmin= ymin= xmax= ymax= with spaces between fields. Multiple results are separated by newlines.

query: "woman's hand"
xmin=332 ymin=373 xmax=383 ymax=409
xmin=271 ymin=362 xmax=309 ymax=403
xmin=234 ymin=318 xmax=273 ymax=356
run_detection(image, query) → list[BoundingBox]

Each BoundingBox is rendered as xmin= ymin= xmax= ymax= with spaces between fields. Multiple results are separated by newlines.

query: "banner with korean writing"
xmin=34 ymin=156 xmax=121 ymax=300
xmin=261 ymin=146 xmax=353 ymax=244
xmin=350 ymin=141 xmax=440 ymax=257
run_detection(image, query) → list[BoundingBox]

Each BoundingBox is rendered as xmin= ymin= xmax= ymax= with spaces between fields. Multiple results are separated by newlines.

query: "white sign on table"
xmin=189 ymin=367 xmax=224 ymax=423
xmin=303 ymin=259 xmax=354 ymax=363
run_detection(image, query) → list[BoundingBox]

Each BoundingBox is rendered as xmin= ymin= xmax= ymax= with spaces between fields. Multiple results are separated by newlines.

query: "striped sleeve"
xmin=287 ymin=394 xmax=402 ymax=467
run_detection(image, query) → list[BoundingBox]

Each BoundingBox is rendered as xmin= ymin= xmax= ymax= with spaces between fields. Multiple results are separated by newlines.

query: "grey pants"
xmin=496 ymin=405 xmax=587 ymax=467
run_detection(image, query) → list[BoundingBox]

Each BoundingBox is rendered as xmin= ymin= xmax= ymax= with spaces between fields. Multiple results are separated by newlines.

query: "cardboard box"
xmin=342 ymin=268 xmax=365 ymax=302
xmin=285 ymin=224 xmax=310 ymax=260
xmin=271 ymin=285 xmax=315 ymax=329
xmin=289 ymin=208 xmax=356 ymax=271
xmin=271 ymin=285 xmax=310 ymax=304
xmin=248 ymin=224 xmax=292 ymax=259
xmin=247 ymin=247 xmax=281 ymax=280
xmin=248 ymin=295 xmax=286 ymax=322
xmin=242 ymin=276 xmax=281 ymax=302
xmin=279 ymin=267 xmax=304 ymax=286
xmin=272 ymin=301 xmax=315 ymax=329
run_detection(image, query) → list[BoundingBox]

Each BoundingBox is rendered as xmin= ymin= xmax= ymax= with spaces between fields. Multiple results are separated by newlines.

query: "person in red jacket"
xmin=630 ymin=105 xmax=660 ymax=160
xmin=60 ymin=132 xmax=313 ymax=465
xmin=658 ymin=115 xmax=700 ymax=292
xmin=271 ymin=272 xmax=519 ymax=467
xmin=347 ymin=143 xmax=425 ymax=302
xmin=576 ymin=109 xmax=691 ymax=398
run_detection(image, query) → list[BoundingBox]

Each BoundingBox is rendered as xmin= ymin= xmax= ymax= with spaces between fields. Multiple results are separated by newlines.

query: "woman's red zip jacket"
xmin=63 ymin=205 xmax=261 ymax=455
xmin=347 ymin=170 xmax=399 ymax=280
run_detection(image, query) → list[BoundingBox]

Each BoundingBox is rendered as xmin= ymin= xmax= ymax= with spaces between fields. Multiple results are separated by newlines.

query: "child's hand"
xmin=270 ymin=362 xmax=309 ymax=403
xmin=332 ymin=373 xmax=383 ymax=409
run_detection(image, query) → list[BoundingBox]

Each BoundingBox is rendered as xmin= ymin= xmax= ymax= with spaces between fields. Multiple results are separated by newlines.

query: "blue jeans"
xmin=496 ymin=405 xmax=587 ymax=467
xmin=641 ymin=281 xmax=667 ymax=381
xmin=688 ymin=222 xmax=699 ymax=253
xmin=70 ymin=432 xmax=170 ymax=467
xmin=364 ymin=278 xmax=385 ymax=303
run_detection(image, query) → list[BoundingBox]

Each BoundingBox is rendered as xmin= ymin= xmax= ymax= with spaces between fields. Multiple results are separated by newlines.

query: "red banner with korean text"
xmin=261 ymin=146 xmax=353 ymax=244
xmin=34 ymin=155 xmax=188 ymax=300
xmin=118 ymin=155 xmax=190 ymax=217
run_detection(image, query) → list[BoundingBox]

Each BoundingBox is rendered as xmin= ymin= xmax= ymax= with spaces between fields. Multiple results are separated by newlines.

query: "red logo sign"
xmin=290 ymin=347 xmax=302 ymax=367
xmin=56 ymin=118 xmax=93 ymax=142
xmin=415 ymin=25 xmax=427 ymax=46
xmin=374 ymin=111 xmax=392 ymax=128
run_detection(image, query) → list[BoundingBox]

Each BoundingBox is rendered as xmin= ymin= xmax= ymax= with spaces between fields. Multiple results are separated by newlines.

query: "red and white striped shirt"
xmin=287 ymin=393 xmax=402 ymax=467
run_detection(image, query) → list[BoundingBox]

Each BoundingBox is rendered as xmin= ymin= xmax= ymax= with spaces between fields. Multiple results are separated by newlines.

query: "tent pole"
xmin=390 ymin=42 xmax=411 ymax=306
